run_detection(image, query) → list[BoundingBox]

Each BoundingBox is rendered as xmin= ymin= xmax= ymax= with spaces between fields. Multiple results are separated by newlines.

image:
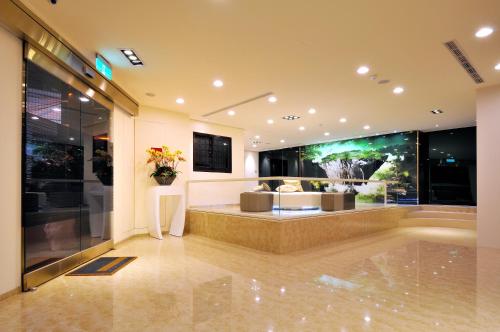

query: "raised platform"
xmin=186 ymin=205 xmax=415 ymax=253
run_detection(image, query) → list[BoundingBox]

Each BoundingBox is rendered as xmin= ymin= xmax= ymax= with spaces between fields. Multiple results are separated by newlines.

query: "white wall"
xmin=0 ymin=26 xmax=22 ymax=295
xmin=134 ymin=106 xmax=191 ymax=231
xmin=134 ymin=106 xmax=245 ymax=230
xmin=112 ymin=106 xmax=136 ymax=243
xmin=189 ymin=121 xmax=245 ymax=207
xmin=477 ymin=84 xmax=500 ymax=249
xmin=244 ymin=150 xmax=259 ymax=191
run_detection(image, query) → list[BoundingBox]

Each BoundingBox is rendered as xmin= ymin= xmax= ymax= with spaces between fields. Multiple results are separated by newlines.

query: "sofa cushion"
xmin=283 ymin=179 xmax=304 ymax=192
xmin=276 ymin=184 xmax=298 ymax=193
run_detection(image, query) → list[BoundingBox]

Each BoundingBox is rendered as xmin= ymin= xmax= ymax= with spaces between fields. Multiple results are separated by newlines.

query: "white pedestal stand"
xmin=147 ymin=185 xmax=186 ymax=239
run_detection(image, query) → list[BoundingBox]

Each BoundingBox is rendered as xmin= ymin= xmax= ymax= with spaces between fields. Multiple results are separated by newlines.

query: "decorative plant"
xmin=89 ymin=149 xmax=113 ymax=185
xmin=146 ymin=146 xmax=186 ymax=178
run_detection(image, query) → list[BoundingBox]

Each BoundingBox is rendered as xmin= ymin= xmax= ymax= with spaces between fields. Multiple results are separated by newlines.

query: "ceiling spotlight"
xmin=252 ymin=144 xmax=257 ymax=148
xmin=176 ymin=97 xmax=185 ymax=104
xmin=339 ymin=117 xmax=347 ymax=123
xmin=267 ymin=119 xmax=274 ymax=124
xmin=435 ymin=124 xmax=440 ymax=127
xmin=69 ymin=137 xmax=75 ymax=141
xmin=282 ymin=115 xmax=300 ymax=120
xmin=79 ymin=96 xmax=90 ymax=102
xmin=393 ymin=86 xmax=405 ymax=94
xmin=363 ymin=125 xmax=370 ymax=130
xmin=213 ymin=79 xmax=224 ymax=88
xmin=495 ymin=63 xmax=500 ymax=71
xmin=120 ymin=49 xmax=144 ymax=66
xmin=31 ymin=116 xmax=39 ymax=120
xmin=324 ymin=132 xmax=330 ymax=136
xmin=52 ymin=107 xmax=61 ymax=112
xmin=299 ymin=126 xmax=305 ymax=131
xmin=357 ymin=66 xmax=370 ymax=75
xmin=280 ymin=139 xmax=285 ymax=143
xmin=431 ymin=109 xmax=444 ymax=114
xmin=227 ymin=110 xmax=236 ymax=116
xmin=475 ymin=27 xmax=494 ymax=38
xmin=268 ymin=95 xmax=277 ymax=103
xmin=308 ymin=108 xmax=316 ymax=114
xmin=254 ymin=135 xmax=260 ymax=139
xmin=145 ymin=92 xmax=156 ymax=97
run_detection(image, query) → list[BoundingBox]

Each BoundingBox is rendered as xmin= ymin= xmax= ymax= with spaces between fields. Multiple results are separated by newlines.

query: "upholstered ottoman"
xmin=240 ymin=192 xmax=274 ymax=212
xmin=321 ymin=192 xmax=355 ymax=211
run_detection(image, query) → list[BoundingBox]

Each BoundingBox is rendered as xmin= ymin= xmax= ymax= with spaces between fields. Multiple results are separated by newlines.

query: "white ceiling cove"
xmin=21 ymin=0 xmax=500 ymax=150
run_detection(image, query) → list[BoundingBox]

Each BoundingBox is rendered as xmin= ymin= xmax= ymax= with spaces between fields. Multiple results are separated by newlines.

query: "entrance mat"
xmin=66 ymin=257 xmax=137 ymax=276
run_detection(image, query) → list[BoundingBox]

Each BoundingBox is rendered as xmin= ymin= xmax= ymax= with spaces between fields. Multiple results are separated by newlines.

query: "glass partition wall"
xmin=22 ymin=45 xmax=113 ymax=290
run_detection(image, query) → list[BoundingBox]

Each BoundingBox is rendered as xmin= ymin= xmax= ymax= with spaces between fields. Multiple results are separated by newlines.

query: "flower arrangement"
xmin=146 ymin=146 xmax=186 ymax=185
xmin=90 ymin=149 xmax=113 ymax=185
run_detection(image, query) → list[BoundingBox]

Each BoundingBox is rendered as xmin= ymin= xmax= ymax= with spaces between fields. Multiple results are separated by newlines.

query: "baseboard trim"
xmin=0 ymin=287 xmax=21 ymax=301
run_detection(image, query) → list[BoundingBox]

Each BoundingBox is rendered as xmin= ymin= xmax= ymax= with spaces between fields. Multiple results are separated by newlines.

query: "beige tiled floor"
xmin=1 ymin=227 xmax=499 ymax=331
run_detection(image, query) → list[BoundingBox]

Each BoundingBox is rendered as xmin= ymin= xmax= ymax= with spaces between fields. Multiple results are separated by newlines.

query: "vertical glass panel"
xmin=80 ymin=98 xmax=113 ymax=250
xmin=24 ymin=61 xmax=82 ymax=272
xmin=23 ymin=59 xmax=113 ymax=273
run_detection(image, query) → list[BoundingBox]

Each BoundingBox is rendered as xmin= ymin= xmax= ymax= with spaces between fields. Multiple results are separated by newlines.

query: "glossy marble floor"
xmin=1 ymin=227 xmax=500 ymax=331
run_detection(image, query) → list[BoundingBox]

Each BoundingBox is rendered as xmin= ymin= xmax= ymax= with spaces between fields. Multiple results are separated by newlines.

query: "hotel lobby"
xmin=0 ymin=0 xmax=500 ymax=331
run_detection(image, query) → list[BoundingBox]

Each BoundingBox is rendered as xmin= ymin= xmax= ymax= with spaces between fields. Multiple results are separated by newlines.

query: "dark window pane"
xmin=193 ymin=132 xmax=232 ymax=173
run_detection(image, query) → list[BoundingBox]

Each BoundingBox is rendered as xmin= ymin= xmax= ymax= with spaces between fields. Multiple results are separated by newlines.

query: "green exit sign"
xmin=96 ymin=54 xmax=112 ymax=80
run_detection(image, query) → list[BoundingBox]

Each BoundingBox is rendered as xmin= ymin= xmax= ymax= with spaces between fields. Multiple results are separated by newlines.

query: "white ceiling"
xmin=22 ymin=0 xmax=500 ymax=151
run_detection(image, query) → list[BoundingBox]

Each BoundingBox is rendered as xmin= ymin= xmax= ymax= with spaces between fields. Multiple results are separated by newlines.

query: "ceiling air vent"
xmin=444 ymin=40 xmax=484 ymax=84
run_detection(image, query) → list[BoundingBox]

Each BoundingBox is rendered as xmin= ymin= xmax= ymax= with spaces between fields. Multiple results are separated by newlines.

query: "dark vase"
xmin=154 ymin=175 xmax=176 ymax=186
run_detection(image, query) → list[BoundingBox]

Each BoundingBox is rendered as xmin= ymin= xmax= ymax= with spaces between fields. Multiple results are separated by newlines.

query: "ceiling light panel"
xmin=282 ymin=115 xmax=300 ymax=120
xmin=120 ymin=49 xmax=144 ymax=66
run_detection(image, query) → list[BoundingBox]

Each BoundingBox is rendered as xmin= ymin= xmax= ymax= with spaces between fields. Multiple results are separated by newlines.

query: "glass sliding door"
xmin=22 ymin=45 xmax=113 ymax=289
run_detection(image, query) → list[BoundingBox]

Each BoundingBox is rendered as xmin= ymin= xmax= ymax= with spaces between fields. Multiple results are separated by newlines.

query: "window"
xmin=193 ymin=132 xmax=232 ymax=173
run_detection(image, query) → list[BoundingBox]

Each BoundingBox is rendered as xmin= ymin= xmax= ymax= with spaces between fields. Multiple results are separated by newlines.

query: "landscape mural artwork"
xmin=301 ymin=132 xmax=418 ymax=204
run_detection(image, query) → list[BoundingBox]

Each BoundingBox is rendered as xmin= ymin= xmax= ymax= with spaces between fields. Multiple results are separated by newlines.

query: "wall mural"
xmin=301 ymin=132 xmax=418 ymax=204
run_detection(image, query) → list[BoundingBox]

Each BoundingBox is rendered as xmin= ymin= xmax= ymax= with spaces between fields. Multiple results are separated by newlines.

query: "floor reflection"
xmin=1 ymin=227 xmax=499 ymax=331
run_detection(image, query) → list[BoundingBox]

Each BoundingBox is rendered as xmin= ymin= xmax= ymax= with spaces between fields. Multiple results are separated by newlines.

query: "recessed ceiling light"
xmin=227 ymin=110 xmax=236 ymax=116
xmin=431 ymin=109 xmax=444 ymax=114
xmin=475 ymin=27 xmax=494 ymax=38
xmin=79 ymin=96 xmax=90 ymax=102
xmin=282 ymin=115 xmax=300 ymax=120
xmin=69 ymin=137 xmax=75 ymax=141
xmin=145 ymin=92 xmax=156 ymax=97
xmin=267 ymin=119 xmax=274 ymax=124
xmin=357 ymin=66 xmax=370 ymax=75
xmin=435 ymin=124 xmax=440 ymax=127
xmin=213 ymin=79 xmax=224 ymax=88
xmin=495 ymin=63 xmax=500 ymax=71
xmin=255 ymin=135 xmax=260 ymax=139
xmin=339 ymin=117 xmax=347 ymax=123
xmin=363 ymin=125 xmax=370 ymax=130
xmin=308 ymin=108 xmax=316 ymax=114
xmin=324 ymin=132 xmax=330 ymax=136
xmin=31 ymin=116 xmax=39 ymax=120
xmin=252 ymin=144 xmax=257 ymax=148
xmin=120 ymin=49 xmax=144 ymax=66
xmin=280 ymin=139 xmax=285 ymax=143
xmin=299 ymin=126 xmax=305 ymax=131
xmin=268 ymin=96 xmax=277 ymax=103
xmin=176 ymin=97 xmax=185 ymax=104
xmin=393 ymin=86 xmax=405 ymax=94
xmin=52 ymin=107 xmax=61 ymax=112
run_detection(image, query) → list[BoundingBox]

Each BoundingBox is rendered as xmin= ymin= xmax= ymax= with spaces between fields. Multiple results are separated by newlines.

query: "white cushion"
xmin=275 ymin=184 xmax=298 ymax=193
